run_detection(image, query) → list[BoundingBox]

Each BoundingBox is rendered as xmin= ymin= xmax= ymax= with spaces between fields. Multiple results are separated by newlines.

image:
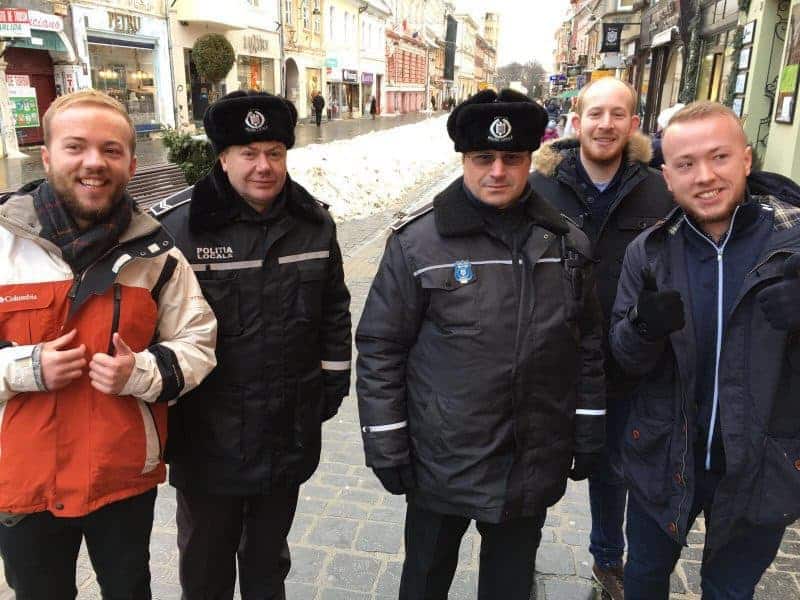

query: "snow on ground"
xmin=288 ymin=114 xmax=460 ymax=221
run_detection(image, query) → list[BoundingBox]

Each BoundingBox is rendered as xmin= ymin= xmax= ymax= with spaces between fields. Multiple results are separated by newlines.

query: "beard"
xmin=48 ymin=169 xmax=127 ymax=226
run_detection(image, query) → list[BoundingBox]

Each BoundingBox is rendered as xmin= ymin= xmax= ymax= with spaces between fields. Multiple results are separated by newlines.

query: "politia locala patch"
xmin=453 ymin=260 xmax=475 ymax=284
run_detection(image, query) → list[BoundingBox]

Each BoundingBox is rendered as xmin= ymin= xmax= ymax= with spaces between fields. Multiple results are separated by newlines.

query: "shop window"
xmin=89 ymin=43 xmax=158 ymax=131
xmin=237 ymin=56 xmax=276 ymax=93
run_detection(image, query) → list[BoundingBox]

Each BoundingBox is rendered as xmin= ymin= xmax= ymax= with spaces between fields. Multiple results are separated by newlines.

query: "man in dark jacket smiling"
xmin=611 ymin=101 xmax=800 ymax=599
xmin=151 ymin=91 xmax=352 ymax=600
xmin=529 ymin=77 xmax=673 ymax=599
xmin=356 ymin=89 xmax=605 ymax=600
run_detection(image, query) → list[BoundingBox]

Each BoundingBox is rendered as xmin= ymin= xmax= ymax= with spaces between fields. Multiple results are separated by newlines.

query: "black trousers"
xmin=0 ymin=488 xmax=156 ymax=600
xmin=399 ymin=501 xmax=546 ymax=600
xmin=176 ymin=486 xmax=299 ymax=600
xmin=315 ymin=110 xmax=322 ymax=126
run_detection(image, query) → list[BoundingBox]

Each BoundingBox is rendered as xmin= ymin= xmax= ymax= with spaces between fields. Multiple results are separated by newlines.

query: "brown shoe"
xmin=592 ymin=563 xmax=624 ymax=600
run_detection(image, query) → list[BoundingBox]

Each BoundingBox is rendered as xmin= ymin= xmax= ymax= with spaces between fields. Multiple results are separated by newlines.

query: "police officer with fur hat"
xmin=356 ymin=89 xmax=606 ymax=599
xmin=151 ymin=90 xmax=352 ymax=599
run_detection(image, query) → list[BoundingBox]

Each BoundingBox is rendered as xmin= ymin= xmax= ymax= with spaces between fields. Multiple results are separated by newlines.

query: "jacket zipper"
xmin=511 ymin=240 xmax=526 ymax=446
xmin=107 ymin=284 xmax=122 ymax=355
xmin=683 ymin=207 xmax=740 ymax=471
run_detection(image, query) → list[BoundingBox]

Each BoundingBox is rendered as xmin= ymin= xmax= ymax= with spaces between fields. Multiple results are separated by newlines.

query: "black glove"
xmin=630 ymin=268 xmax=685 ymax=341
xmin=757 ymin=254 xmax=800 ymax=331
xmin=373 ymin=464 xmax=415 ymax=495
xmin=569 ymin=452 xmax=601 ymax=481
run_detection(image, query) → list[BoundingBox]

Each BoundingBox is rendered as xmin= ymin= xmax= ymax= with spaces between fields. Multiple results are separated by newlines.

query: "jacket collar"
xmin=433 ymin=177 xmax=570 ymax=238
xmin=531 ymin=130 xmax=654 ymax=178
xmin=189 ymin=161 xmax=326 ymax=232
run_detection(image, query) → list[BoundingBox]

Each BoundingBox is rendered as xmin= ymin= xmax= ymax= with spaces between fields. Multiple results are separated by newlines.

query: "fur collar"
xmin=189 ymin=161 xmax=326 ymax=231
xmin=433 ymin=177 xmax=570 ymax=238
xmin=531 ymin=130 xmax=654 ymax=177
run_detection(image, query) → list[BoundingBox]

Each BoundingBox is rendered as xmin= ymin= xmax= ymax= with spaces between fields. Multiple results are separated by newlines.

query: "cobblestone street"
xmin=1 ymin=168 xmax=800 ymax=599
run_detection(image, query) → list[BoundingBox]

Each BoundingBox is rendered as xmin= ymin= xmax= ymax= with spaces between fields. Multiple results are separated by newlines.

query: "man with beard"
xmin=356 ymin=89 xmax=605 ymax=600
xmin=610 ymin=101 xmax=800 ymax=598
xmin=151 ymin=90 xmax=351 ymax=599
xmin=0 ymin=89 xmax=218 ymax=599
xmin=529 ymin=77 xmax=672 ymax=600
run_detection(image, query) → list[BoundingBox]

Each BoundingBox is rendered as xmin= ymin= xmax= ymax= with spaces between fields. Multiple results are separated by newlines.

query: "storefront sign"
xmin=243 ymin=34 xmax=270 ymax=55
xmin=0 ymin=8 xmax=31 ymax=38
xmin=342 ymin=69 xmax=358 ymax=84
xmin=6 ymin=75 xmax=30 ymax=88
xmin=642 ymin=0 xmax=680 ymax=47
xmin=601 ymin=23 xmax=624 ymax=53
xmin=28 ymin=10 xmax=63 ymax=32
xmin=9 ymin=87 xmax=40 ymax=129
xmin=361 ymin=72 xmax=374 ymax=85
xmin=108 ymin=11 xmax=141 ymax=34
xmin=325 ymin=58 xmax=338 ymax=68
xmin=591 ymin=70 xmax=615 ymax=82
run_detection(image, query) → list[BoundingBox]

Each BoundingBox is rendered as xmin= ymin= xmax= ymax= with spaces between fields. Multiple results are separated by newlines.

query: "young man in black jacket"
xmin=356 ymin=89 xmax=606 ymax=600
xmin=611 ymin=101 xmax=800 ymax=599
xmin=529 ymin=77 xmax=673 ymax=599
xmin=151 ymin=91 xmax=351 ymax=600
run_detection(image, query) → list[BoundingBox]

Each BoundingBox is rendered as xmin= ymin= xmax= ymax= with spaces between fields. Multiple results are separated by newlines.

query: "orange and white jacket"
xmin=0 ymin=186 xmax=217 ymax=517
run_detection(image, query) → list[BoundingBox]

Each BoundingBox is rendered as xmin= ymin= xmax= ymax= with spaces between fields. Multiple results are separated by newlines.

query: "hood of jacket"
xmin=531 ymin=130 xmax=654 ymax=178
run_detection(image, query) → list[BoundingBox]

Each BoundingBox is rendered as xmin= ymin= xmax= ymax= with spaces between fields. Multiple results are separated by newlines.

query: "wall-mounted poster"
xmin=732 ymin=97 xmax=744 ymax=118
xmin=8 ymin=86 xmax=40 ymax=128
xmin=742 ymin=21 xmax=756 ymax=46
xmin=738 ymin=46 xmax=752 ymax=70
xmin=735 ymin=71 xmax=748 ymax=95
xmin=776 ymin=3 xmax=800 ymax=124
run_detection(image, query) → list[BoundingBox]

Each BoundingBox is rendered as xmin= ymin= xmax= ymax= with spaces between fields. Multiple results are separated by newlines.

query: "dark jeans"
xmin=315 ymin=110 xmax=322 ymax=126
xmin=625 ymin=466 xmax=785 ymax=600
xmin=588 ymin=394 xmax=630 ymax=569
xmin=176 ymin=486 xmax=299 ymax=600
xmin=399 ymin=501 xmax=546 ymax=600
xmin=0 ymin=488 xmax=156 ymax=600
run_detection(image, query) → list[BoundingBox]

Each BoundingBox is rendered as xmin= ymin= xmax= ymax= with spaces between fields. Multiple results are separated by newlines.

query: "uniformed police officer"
xmin=356 ymin=89 xmax=606 ymax=600
xmin=151 ymin=90 xmax=352 ymax=600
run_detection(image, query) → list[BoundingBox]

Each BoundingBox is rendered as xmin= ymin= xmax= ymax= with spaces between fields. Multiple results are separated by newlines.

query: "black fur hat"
xmin=203 ymin=90 xmax=298 ymax=154
xmin=447 ymin=89 xmax=548 ymax=153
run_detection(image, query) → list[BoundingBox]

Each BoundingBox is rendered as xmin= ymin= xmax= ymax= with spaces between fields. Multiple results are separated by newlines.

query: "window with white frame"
xmin=617 ymin=0 xmax=634 ymax=9
xmin=329 ymin=6 xmax=335 ymax=41
xmin=314 ymin=0 xmax=321 ymax=33
xmin=344 ymin=11 xmax=349 ymax=41
xmin=302 ymin=0 xmax=310 ymax=29
xmin=286 ymin=0 xmax=293 ymax=24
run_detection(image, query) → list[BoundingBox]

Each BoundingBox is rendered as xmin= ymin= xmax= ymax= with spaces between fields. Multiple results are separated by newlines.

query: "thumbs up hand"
xmin=88 ymin=333 xmax=136 ymax=395
xmin=631 ymin=267 xmax=685 ymax=341
xmin=757 ymin=254 xmax=800 ymax=331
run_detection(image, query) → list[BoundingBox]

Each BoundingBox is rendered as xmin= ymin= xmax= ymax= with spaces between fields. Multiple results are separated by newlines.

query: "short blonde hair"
xmin=665 ymin=100 xmax=742 ymax=133
xmin=43 ymin=89 xmax=136 ymax=153
xmin=575 ymin=78 xmax=638 ymax=115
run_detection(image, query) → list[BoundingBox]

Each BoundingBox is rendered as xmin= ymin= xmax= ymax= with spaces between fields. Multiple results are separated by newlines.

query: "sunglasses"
xmin=466 ymin=152 xmax=530 ymax=167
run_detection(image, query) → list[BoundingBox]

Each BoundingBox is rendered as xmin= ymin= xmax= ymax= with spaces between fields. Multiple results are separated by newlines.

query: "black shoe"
xmin=592 ymin=563 xmax=624 ymax=600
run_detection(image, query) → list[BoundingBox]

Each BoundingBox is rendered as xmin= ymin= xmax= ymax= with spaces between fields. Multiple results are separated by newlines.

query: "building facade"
xmin=453 ymin=13 xmax=477 ymax=101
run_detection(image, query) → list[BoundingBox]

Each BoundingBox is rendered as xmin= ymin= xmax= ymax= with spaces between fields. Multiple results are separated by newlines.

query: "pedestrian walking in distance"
xmin=312 ymin=90 xmax=325 ymax=127
xmin=152 ymin=90 xmax=352 ymax=600
xmin=356 ymin=88 xmax=606 ymax=600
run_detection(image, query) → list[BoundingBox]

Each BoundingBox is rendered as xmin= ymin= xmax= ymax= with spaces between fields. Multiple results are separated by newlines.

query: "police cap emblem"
xmin=489 ymin=117 xmax=512 ymax=141
xmin=244 ymin=109 xmax=268 ymax=132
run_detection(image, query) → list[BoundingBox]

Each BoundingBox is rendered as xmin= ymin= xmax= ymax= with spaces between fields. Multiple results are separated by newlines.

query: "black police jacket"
xmin=610 ymin=196 xmax=800 ymax=557
xmin=529 ymin=132 xmax=673 ymax=398
xmin=152 ymin=163 xmax=351 ymax=494
xmin=356 ymin=179 xmax=605 ymax=523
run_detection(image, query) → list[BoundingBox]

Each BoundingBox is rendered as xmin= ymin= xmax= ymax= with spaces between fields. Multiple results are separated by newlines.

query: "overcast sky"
xmin=454 ymin=0 xmax=570 ymax=71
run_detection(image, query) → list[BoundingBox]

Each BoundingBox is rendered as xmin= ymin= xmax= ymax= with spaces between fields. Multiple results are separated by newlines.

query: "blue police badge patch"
xmin=454 ymin=260 xmax=475 ymax=284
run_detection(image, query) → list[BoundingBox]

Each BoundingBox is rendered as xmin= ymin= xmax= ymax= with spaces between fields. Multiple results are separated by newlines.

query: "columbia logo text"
xmin=0 ymin=293 xmax=38 ymax=304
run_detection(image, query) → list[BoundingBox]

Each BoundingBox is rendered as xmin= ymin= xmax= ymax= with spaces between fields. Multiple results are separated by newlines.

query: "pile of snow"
xmin=288 ymin=115 xmax=460 ymax=221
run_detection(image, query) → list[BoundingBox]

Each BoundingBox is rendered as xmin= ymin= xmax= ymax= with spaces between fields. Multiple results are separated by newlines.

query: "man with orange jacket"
xmin=0 ymin=90 xmax=217 ymax=599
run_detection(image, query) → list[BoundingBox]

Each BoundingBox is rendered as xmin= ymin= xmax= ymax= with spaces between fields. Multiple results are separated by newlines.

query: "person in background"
xmin=312 ymin=90 xmax=325 ymax=127
xmin=650 ymin=102 xmax=685 ymax=169
xmin=529 ymin=77 xmax=673 ymax=600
